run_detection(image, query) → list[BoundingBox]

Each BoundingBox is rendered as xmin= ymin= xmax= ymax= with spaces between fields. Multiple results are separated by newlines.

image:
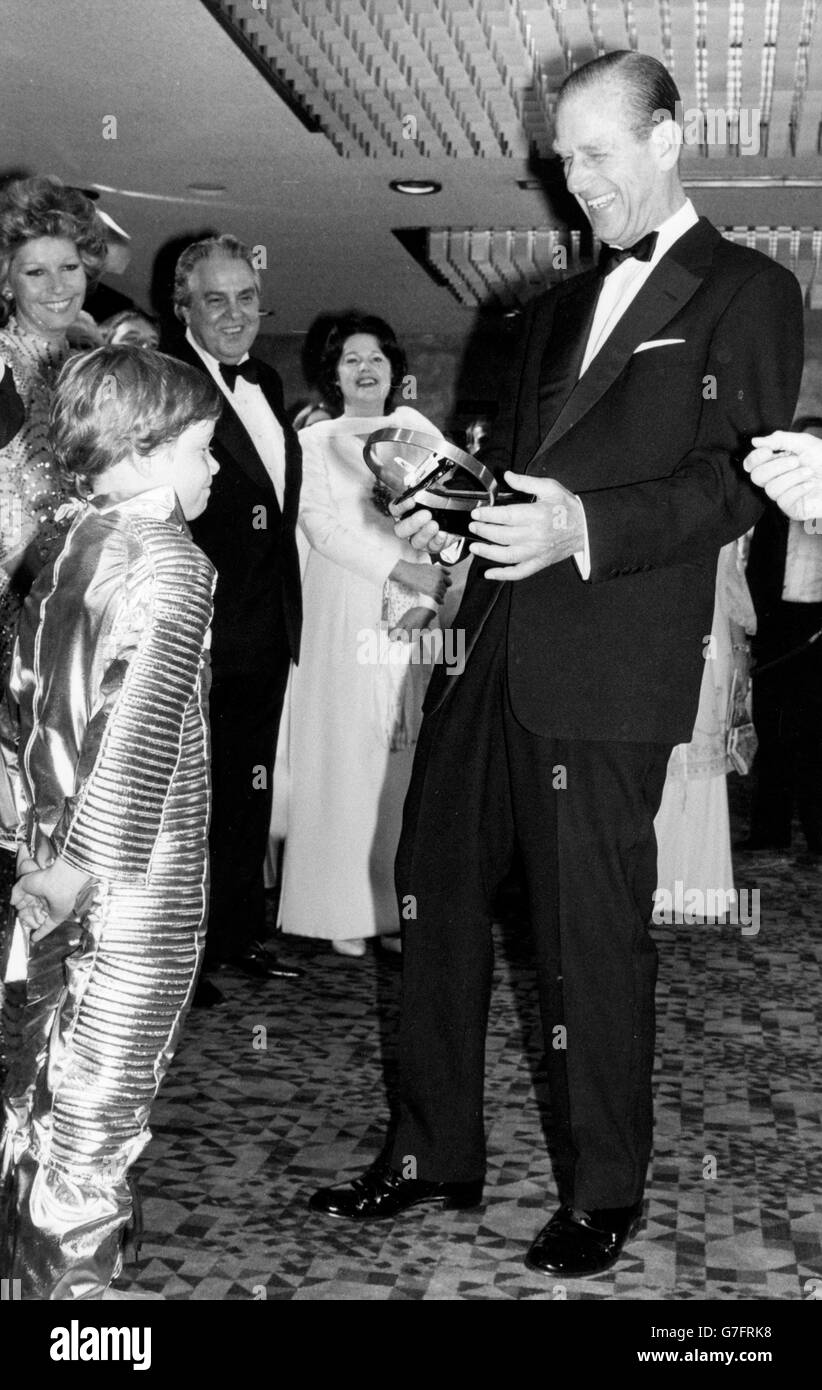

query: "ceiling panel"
xmin=421 ymin=218 xmax=822 ymax=306
xmin=212 ymin=0 xmax=822 ymax=158
xmin=1 ymin=0 xmax=820 ymax=338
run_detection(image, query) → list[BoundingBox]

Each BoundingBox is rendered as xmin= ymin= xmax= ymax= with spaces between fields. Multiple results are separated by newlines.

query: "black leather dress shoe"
xmin=233 ymin=944 xmax=303 ymax=981
xmin=309 ymin=1157 xmax=483 ymax=1222
xmin=525 ymin=1202 xmax=643 ymax=1277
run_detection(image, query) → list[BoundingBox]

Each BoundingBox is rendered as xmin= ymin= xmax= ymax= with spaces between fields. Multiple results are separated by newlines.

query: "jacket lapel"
xmin=213 ymin=391 xmax=276 ymax=495
xmin=526 ymin=218 xmax=719 ymax=474
xmin=171 ymin=334 xmax=278 ymax=495
xmin=534 ymin=271 xmax=601 ymax=441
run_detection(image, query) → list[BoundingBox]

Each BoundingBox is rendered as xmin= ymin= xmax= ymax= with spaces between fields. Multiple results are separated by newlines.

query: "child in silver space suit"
xmin=0 ymin=345 xmax=221 ymax=1298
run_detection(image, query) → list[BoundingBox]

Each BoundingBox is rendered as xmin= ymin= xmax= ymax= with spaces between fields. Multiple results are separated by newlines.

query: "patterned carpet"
xmin=95 ymin=778 xmax=822 ymax=1303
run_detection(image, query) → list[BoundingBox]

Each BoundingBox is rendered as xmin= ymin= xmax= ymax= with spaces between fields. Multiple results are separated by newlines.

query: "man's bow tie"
xmin=219 ymin=359 xmax=260 ymax=390
xmin=598 ymin=231 xmax=659 ymax=277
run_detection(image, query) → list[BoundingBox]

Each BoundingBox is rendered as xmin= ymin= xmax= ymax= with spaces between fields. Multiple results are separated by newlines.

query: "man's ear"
xmin=650 ymin=116 xmax=682 ymax=171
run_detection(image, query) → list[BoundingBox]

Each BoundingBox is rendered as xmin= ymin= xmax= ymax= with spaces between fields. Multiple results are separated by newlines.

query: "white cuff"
xmin=573 ymin=496 xmax=591 ymax=580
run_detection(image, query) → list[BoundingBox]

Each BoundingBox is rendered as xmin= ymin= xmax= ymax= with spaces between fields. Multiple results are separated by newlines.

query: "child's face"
xmin=152 ymin=419 xmax=219 ymax=520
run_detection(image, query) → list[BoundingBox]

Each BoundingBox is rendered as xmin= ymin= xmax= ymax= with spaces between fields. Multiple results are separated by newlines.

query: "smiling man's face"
xmin=554 ymin=80 xmax=677 ymax=248
xmin=182 ymin=253 xmax=260 ymax=364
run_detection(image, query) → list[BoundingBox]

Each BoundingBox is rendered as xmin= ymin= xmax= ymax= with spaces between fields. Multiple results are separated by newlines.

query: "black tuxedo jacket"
xmin=427 ymin=218 xmax=804 ymax=743
xmin=746 ymin=502 xmax=790 ymax=626
xmin=170 ymin=335 xmax=302 ymax=676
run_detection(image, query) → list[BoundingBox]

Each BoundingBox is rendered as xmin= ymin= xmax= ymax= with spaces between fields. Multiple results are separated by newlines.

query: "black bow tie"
xmin=598 ymin=231 xmax=659 ymax=277
xmin=219 ymin=359 xmax=260 ymax=391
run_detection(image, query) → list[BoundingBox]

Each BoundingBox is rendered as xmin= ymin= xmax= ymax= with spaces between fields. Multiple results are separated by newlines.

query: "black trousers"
xmin=389 ymin=595 xmax=672 ymax=1210
xmin=751 ymin=602 xmax=822 ymax=852
xmin=204 ymin=655 xmax=291 ymax=968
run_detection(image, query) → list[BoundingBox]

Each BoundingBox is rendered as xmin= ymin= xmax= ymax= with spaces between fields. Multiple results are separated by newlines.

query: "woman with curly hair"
xmin=0 ymin=175 xmax=107 ymax=672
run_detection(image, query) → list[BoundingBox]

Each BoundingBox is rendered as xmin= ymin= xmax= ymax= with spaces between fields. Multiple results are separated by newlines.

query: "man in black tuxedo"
xmin=170 ymin=235 xmax=303 ymax=1003
xmin=310 ymin=53 xmax=804 ymax=1274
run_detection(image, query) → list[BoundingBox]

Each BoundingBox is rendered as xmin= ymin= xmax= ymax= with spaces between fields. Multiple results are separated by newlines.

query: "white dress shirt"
xmin=186 ymin=328 xmax=286 ymax=510
xmin=579 ymin=199 xmax=699 ymax=377
xmin=574 ymin=199 xmax=700 ymax=576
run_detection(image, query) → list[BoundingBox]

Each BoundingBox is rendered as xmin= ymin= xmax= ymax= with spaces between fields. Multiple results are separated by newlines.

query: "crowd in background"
xmin=3 ymin=173 xmax=818 ymax=974
xmin=0 ymin=160 xmax=819 ymax=1298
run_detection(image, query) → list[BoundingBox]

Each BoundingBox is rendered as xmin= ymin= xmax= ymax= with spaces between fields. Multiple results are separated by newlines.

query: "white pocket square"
xmin=633 ymin=338 xmax=686 ymax=354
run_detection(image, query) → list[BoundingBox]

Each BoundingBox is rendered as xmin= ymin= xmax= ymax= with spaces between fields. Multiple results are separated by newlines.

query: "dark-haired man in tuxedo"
xmin=170 ymin=235 xmax=303 ymax=1004
xmin=310 ymin=52 xmax=804 ymax=1274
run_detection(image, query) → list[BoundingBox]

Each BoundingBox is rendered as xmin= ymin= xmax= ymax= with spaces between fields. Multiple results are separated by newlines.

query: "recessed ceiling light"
xmin=390 ymin=179 xmax=442 ymax=196
xmin=186 ymin=183 xmax=228 ymax=197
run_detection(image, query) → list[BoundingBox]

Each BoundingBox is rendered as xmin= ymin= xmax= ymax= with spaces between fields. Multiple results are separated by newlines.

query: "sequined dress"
xmin=0 ymin=486 xmax=215 ymax=1299
xmin=0 ymin=316 xmax=71 ymax=676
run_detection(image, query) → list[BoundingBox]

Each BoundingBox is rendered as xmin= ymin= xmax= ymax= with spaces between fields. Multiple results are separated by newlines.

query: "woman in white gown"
xmin=654 ymin=541 xmax=756 ymax=917
xmin=279 ymin=315 xmax=450 ymax=956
